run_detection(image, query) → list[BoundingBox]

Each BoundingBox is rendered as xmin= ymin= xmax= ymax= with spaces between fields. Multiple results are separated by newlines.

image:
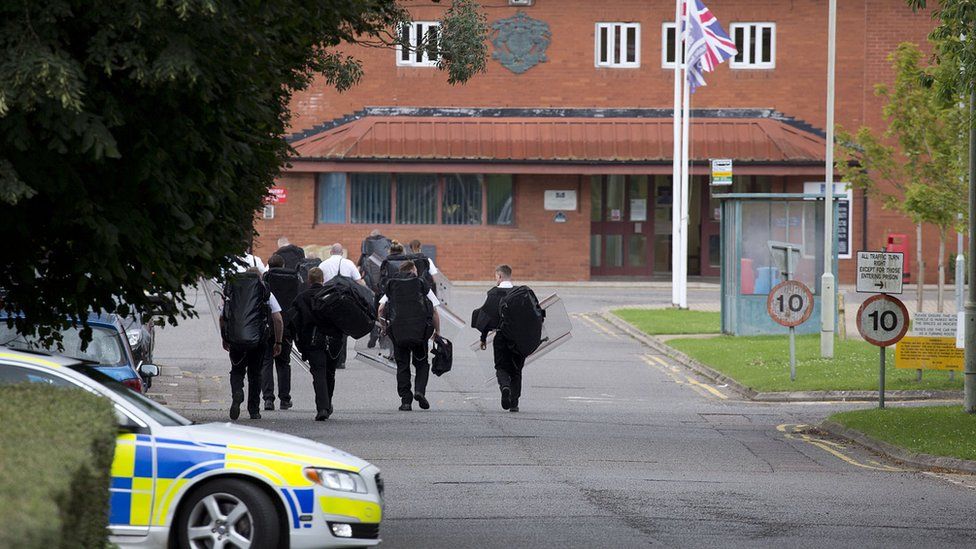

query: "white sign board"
xmin=544 ymin=190 xmax=577 ymax=211
xmin=711 ymin=159 xmax=733 ymax=186
xmin=804 ymin=182 xmax=853 ymax=259
xmin=856 ymin=251 xmax=904 ymax=294
xmin=856 ymin=294 xmax=910 ymax=347
xmin=911 ymin=312 xmax=957 ymax=337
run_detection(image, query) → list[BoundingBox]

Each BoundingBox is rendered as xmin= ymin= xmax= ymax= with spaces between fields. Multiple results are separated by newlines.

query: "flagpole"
xmin=671 ymin=0 xmax=683 ymax=307
xmin=678 ymin=0 xmax=691 ymax=310
xmin=820 ymin=0 xmax=837 ymax=358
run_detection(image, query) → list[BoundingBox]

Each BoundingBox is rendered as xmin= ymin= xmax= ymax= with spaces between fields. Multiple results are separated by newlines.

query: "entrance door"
xmin=700 ymin=179 xmax=721 ymax=277
xmin=590 ymin=175 xmax=654 ymax=277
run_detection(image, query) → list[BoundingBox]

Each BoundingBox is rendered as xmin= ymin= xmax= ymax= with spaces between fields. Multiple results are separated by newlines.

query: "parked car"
xmin=0 ymin=349 xmax=384 ymax=548
xmin=120 ymin=310 xmax=157 ymax=389
xmin=0 ymin=312 xmax=155 ymax=393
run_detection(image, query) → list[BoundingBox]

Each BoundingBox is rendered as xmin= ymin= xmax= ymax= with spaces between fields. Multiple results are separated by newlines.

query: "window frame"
xmin=396 ymin=21 xmax=441 ymax=68
xmin=660 ymin=22 xmax=687 ymax=69
xmin=594 ymin=22 xmax=641 ymax=69
xmin=729 ymin=22 xmax=776 ymax=69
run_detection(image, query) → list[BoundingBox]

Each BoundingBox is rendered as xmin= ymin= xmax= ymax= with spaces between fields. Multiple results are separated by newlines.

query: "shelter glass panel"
xmin=317 ymin=173 xmax=346 ymax=224
xmin=486 ymin=175 xmax=514 ymax=225
xmin=396 ymin=174 xmax=437 ymax=224
xmin=350 ymin=173 xmax=391 ymax=224
xmin=443 ymin=174 xmax=482 ymax=225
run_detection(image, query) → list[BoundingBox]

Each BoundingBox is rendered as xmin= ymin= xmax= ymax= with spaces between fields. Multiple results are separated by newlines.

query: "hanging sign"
xmin=710 ymin=159 xmax=733 ymax=186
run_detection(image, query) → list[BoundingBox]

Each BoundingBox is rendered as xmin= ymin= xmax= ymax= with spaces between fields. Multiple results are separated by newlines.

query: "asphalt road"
xmin=155 ymin=284 xmax=976 ymax=548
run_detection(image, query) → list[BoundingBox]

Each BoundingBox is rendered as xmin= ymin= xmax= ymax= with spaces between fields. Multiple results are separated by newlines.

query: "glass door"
xmin=590 ymin=175 xmax=654 ymax=277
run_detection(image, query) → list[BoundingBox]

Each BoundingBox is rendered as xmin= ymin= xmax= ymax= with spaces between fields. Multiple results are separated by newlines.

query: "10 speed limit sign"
xmin=856 ymin=294 xmax=909 ymax=347
xmin=767 ymin=280 xmax=814 ymax=327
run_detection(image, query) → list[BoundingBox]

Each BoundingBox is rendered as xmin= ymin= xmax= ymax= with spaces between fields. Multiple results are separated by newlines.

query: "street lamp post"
xmin=965 ymin=89 xmax=976 ymax=412
xmin=821 ymin=0 xmax=837 ymax=358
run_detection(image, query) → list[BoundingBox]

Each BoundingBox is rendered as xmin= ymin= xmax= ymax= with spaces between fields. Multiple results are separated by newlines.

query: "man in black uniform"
xmin=291 ymin=267 xmax=343 ymax=421
xmin=261 ymin=254 xmax=300 ymax=410
xmin=378 ymin=262 xmax=440 ymax=411
xmin=475 ymin=264 xmax=523 ymax=412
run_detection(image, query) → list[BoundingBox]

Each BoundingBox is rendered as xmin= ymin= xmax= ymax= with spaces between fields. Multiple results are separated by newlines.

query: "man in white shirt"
xmin=321 ymin=243 xmax=366 ymax=284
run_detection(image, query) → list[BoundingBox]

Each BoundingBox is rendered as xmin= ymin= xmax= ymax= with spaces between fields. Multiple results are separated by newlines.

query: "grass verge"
xmin=830 ymin=406 xmax=976 ymax=461
xmin=612 ymin=308 xmax=721 ymax=335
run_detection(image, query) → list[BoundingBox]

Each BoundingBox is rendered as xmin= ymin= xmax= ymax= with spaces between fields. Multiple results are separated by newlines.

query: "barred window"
xmin=350 ymin=173 xmax=391 ymax=224
xmin=396 ymin=174 xmax=437 ymax=224
xmin=443 ymin=174 xmax=483 ymax=225
xmin=317 ymin=173 xmax=346 ymax=224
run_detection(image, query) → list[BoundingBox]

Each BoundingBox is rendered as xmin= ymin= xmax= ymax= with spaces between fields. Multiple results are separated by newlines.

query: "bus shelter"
xmin=718 ymin=193 xmax=840 ymax=336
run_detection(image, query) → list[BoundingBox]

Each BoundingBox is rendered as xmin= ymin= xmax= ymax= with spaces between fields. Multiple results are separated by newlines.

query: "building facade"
xmin=257 ymin=0 xmax=939 ymax=283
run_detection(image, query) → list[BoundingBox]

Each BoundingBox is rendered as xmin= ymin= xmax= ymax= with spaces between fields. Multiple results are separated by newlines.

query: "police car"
xmin=0 ymin=349 xmax=383 ymax=548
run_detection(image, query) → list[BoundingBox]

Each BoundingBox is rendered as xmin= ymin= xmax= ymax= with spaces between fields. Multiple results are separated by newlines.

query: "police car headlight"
xmin=304 ymin=468 xmax=368 ymax=493
xmin=126 ymin=330 xmax=142 ymax=347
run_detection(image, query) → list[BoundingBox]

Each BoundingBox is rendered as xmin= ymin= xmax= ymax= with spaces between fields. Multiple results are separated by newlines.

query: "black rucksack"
xmin=431 ymin=335 xmax=453 ymax=376
xmin=264 ymin=268 xmax=301 ymax=313
xmin=384 ymin=277 xmax=434 ymax=345
xmin=378 ymin=254 xmax=414 ymax=294
xmin=312 ymin=276 xmax=376 ymax=339
xmin=221 ymin=273 xmax=271 ymax=353
xmin=297 ymin=257 xmax=321 ymax=291
xmin=275 ymin=244 xmax=306 ymax=271
xmin=499 ymin=286 xmax=546 ymax=356
xmin=359 ymin=235 xmax=391 ymax=267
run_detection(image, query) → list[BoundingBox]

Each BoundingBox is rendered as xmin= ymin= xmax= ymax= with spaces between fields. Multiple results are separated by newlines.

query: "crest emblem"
xmin=491 ymin=12 xmax=551 ymax=74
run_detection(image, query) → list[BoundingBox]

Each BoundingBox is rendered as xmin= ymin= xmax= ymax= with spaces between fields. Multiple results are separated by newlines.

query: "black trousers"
xmin=261 ymin=337 xmax=292 ymax=403
xmin=306 ymin=340 xmax=342 ymax=414
xmin=229 ymin=345 xmax=266 ymax=414
xmin=493 ymin=335 xmax=526 ymax=404
xmin=393 ymin=339 xmax=429 ymax=403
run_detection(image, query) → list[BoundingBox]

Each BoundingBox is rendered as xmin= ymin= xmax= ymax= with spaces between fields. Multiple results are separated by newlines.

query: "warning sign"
xmin=895 ymin=337 xmax=964 ymax=371
xmin=911 ymin=313 xmax=957 ymax=337
xmin=856 ymin=251 xmax=904 ymax=294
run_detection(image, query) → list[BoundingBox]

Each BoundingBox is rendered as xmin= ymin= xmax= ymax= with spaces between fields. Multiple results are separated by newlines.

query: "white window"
xmin=661 ymin=23 xmax=686 ymax=68
xmin=730 ymin=23 xmax=775 ymax=69
xmin=595 ymin=23 xmax=641 ymax=68
xmin=397 ymin=21 xmax=440 ymax=67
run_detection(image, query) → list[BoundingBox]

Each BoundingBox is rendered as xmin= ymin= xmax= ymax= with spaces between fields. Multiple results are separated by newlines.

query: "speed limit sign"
xmin=856 ymin=294 xmax=909 ymax=347
xmin=767 ymin=280 xmax=814 ymax=327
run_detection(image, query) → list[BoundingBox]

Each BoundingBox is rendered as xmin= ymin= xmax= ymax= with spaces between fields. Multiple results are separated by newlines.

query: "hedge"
xmin=0 ymin=384 xmax=117 ymax=549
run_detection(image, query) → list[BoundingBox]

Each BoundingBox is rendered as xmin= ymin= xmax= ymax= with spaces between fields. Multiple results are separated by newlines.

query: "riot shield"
xmin=353 ymin=304 xmax=467 ymax=375
xmin=469 ymin=293 xmax=573 ymax=368
xmin=432 ymin=272 xmax=454 ymax=309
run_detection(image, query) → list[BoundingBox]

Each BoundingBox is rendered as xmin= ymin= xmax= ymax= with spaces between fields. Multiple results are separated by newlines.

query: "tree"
xmin=836 ymin=42 xmax=967 ymax=312
xmin=0 ymin=0 xmax=487 ymax=343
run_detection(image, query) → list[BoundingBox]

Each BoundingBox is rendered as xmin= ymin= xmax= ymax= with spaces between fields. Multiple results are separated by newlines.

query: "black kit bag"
xmin=431 ymin=335 xmax=453 ymax=377
xmin=312 ymin=276 xmax=376 ymax=339
xmin=359 ymin=235 xmax=391 ymax=267
xmin=275 ymin=244 xmax=306 ymax=271
xmin=385 ymin=278 xmax=434 ymax=346
xmin=499 ymin=286 xmax=546 ymax=356
xmin=378 ymin=254 xmax=413 ymax=294
xmin=297 ymin=257 xmax=322 ymax=291
xmin=264 ymin=267 xmax=302 ymax=336
xmin=221 ymin=273 xmax=271 ymax=353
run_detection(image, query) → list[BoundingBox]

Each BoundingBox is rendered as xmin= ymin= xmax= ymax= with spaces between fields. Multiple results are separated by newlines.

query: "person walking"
xmin=261 ymin=254 xmax=301 ymax=411
xmin=221 ymin=267 xmax=283 ymax=420
xmin=319 ymin=243 xmax=365 ymax=369
xmin=408 ymin=239 xmax=438 ymax=293
xmin=378 ymin=261 xmax=440 ymax=411
xmin=291 ymin=267 xmax=344 ymax=421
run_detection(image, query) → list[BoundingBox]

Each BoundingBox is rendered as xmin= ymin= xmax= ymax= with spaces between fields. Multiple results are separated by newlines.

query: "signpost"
xmin=856 ymin=251 xmax=904 ymax=294
xmin=767 ymin=280 xmax=814 ymax=381
xmin=710 ymin=159 xmax=733 ymax=186
xmin=856 ymin=294 xmax=910 ymax=408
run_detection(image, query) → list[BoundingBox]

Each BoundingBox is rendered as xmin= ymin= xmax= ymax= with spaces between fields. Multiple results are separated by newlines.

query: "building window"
xmin=350 ymin=173 xmax=391 ymax=224
xmin=595 ymin=23 xmax=640 ymax=68
xmin=443 ymin=174 xmax=483 ymax=225
xmin=661 ymin=23 xmax=686 ymax=68
xmin=730 ymin=23 xmax=775 ymax=68
xmin=486 ymin=175 xmax=514 ymax=225
xmin=396 ymin=174 xmax=438 ymax=224
xmin=397 ymin=21 xmax=440 ymax=67
xmin=317 ymin=173 xmax=346 ymax=224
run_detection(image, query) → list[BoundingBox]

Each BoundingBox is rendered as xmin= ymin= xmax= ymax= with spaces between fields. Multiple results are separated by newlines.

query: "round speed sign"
xmin=856 ymin=294 xmax=909 ymax=347
xmin=766 ymin=280 xmax=814 ymax=327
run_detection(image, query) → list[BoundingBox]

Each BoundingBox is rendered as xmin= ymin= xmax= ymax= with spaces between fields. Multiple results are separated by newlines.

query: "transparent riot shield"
xmin=469 ymin=293 xmax=573 ymax=373
xmin=432 ymin=272 xmax=454 ymax=309
xmin=354 ymin=303 xmax=467 ymax=375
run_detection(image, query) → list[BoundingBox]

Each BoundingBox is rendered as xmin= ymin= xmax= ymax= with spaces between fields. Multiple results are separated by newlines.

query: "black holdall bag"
xmin=431 ymin=334 xmax=453 ymax=376
xmin=297 ymin=257 xmax=321 ymax=291
xmin=264 ymin=267 xmax=301 ymax=313
xmin=221 ymin=273 xmax=271 ymax=353
xmin=499 ymin=285 xmax=546 ymax=356
xmin=312 ymin=276 xmax=376 ymax=339
xmin=275 ymin=244 xmax=306 ymax=271
xmin=378 ymin=254 xmax=413 ymax=294
xmin=385 ymin=278 xmax=434 ymax=346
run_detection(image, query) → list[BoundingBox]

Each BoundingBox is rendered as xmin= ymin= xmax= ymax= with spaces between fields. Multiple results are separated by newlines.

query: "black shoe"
xmin=336 ymin=363 xmax=346 ymax=369
xmin=230 ymin=391 xmax=243 ymax=420
xmin=249 ymin=412 xmax=261 ymax=419
xmin=509 ymin=406 xmax=519 ymax=413
xmin=414 ymin=393 xmax=430 ymax=410
xmin=279 ymin=400 xmax=293 ymax=410
xmin=264 ymin=400 xmax=274 ymax=411
xmin=501 ymin=387 xmax=511 ymax=410
xmin=399 ymin=403 xmax=412 ymax=411
xmin=315 ymin=410 xmax=330 ymax=421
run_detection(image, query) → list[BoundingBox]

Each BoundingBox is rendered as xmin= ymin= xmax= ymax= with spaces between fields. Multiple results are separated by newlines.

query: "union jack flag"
xmin=683 ymin=0 xmax=738 ymax=92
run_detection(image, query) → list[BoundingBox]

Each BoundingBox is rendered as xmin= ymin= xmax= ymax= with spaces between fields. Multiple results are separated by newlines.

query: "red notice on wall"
xmin=268 ymin=187 xmax=287 ymax=204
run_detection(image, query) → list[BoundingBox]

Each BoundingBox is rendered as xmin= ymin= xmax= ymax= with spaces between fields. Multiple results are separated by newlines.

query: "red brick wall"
xmin=255 ymin=173 xmax=590 ymax=281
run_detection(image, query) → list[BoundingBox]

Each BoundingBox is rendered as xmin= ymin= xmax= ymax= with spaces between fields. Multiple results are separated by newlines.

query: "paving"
xmin=153 ymin=284 xmax=976 ymax=548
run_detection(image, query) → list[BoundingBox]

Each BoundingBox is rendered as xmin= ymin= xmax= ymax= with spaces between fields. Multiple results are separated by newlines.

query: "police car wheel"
xmin=176 ymin=478 xmax=279 ymax=549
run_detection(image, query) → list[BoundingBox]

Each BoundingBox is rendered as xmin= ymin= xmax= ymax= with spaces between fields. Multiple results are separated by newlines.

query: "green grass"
xmin=830 ymin=406 xmax=976 ymax=461
xmin=666 ymin=334 xmax=963 ymax=392
xmin=612 ymin=308 xmax=721 ymax=335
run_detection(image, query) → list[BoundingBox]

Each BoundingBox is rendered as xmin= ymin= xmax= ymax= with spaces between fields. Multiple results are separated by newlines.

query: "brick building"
xmin=256 ymin=0 xmax=940 ymax=283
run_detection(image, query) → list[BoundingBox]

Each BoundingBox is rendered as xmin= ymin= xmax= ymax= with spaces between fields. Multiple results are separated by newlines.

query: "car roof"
xmin=0 ymin=312 xmax=122 ymax=329
xmin=0 ymin=347 xmax=86 ymax=369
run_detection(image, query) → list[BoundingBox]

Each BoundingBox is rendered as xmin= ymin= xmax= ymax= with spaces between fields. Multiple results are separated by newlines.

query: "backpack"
xmin=499 ymin=286 xmax=546 ymax=356
xmin=312 ymin=276 xmax=376 ymax=339
xmin=297 ymin=257 xmax=321 ymax=291
xmin=359 ymin=235 xmax=391 ymax=267
xmin=379 ymin=254 xmax=415 ymax=295
xmin=264 ymin=267 xmax=301 ymax=335
xmin=221 ymin=273 xmax=271 ymax=353
xmin=384 ymin=277 xmax=434 ymax=345
xmin=410 ymin=253 xmax=436 ymax=294
xmin=275 ymin=244 xmax=306 ymax=271
xmin=431 ymin=335 xmax=453 ymax=376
